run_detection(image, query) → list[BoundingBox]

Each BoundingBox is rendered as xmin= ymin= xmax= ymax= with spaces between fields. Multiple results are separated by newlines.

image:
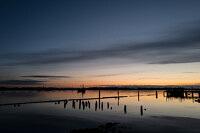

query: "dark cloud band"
xmin=21 ymin=75 xmax=71 ymax=78
xmin=0 ymin=80 xmax=46 ymax=85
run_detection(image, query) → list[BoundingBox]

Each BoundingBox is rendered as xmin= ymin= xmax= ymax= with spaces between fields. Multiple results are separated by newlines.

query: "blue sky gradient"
xmin=1 ymin=0 xmax=200 ymax=87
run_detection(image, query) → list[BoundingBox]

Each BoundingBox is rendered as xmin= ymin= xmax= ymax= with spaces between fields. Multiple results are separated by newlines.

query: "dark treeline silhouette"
xmin=1 ymin=86 xmax=200 ymax=91
xmin=0 ymin=87 xmax=76 ymax=91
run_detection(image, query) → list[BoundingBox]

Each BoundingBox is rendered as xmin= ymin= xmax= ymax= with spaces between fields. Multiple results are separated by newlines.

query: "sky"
xmin=1 ymin=0 xmax=200 ymax=87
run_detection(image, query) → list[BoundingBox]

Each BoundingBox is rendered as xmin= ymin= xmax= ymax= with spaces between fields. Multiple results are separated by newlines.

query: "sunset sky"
xmin=1 ymin=0 xmax=200 ymax=87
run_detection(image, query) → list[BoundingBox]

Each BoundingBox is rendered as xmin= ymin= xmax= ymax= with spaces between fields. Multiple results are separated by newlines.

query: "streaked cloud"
xmin=0 ymin=80 xmax=46 ymax=85
xmin=91 ymin=73 xmax=124 ymax=78
xmin=21 ymin=75 xmax=71 ymax=78
xmin=1 ymin=21 xmax=200 ymax=66
xmin=182 ymin=72 xmax=199 ymax=74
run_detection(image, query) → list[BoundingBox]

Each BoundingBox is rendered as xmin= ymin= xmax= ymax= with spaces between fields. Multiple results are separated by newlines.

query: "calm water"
xmin=0 ymin=90 xmax=200 ymax=133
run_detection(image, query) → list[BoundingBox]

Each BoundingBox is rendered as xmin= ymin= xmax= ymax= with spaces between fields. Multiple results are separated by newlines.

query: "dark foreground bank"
xmin=0 ymin=111 xmax=200 ymax=133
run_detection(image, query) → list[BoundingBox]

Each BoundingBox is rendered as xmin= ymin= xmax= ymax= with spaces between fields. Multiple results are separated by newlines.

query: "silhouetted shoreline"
xmin=0 ymin=86 xmax=200 ymax=91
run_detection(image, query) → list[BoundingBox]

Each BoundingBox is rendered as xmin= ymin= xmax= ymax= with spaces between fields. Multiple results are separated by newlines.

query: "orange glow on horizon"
xmin=29 ymin=80 xmax=200 ymax=88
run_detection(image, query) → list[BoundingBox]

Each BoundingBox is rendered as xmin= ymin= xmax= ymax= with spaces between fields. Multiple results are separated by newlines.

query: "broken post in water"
xmin=124 ymin=105 xmax=127 ymax=114
xmin=140 ymin=105 xmax=143 ymax=116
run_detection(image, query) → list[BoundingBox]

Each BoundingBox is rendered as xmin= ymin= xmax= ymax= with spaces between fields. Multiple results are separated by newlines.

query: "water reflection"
xmin=1 ymin=90 xmax=200 ymax=133
xmin=1 ymin=90 xmax=200 ymax=118
xmin=0 ymin=90 xmax=149 ymax=115
xmin=63 ymin=89 xmax=128 ymax=113
xmin=1 ymin=89 xmax=200 ymax=133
